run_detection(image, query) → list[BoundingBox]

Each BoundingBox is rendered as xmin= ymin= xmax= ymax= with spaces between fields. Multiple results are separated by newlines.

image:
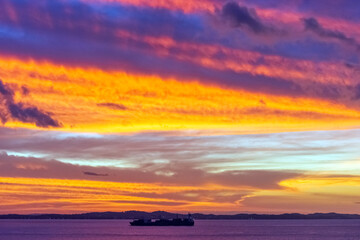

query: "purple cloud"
xmin=303 ymin=17 xmax=360 ymax=50
xmin=97 ymin=103 xmax=127 ymax=110
xmin=0 ymin=80 xmax=60 ymax=128
xmin=221 ymin=2 xmax=267 ymax=34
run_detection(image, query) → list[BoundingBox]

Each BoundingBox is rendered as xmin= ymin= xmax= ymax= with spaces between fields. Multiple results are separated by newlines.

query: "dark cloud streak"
xmin=303 ymin=17 xmax=360 ymax=50
xmin=221 ymin=2 xmax=267 ymax=34
xmin=97 ymin=103 xmax=127 ymax=110
xmin=0 ymin=80 xmax=60 ymax=128
xmin=0 ymin=81 xmax=13 ymax=97
xmin=83 ymin=171 xmax=109 ymax=177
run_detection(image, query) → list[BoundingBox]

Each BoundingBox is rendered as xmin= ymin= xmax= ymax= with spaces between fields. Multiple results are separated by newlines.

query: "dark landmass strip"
xmin=1 ymin=211 xmax=360 ymax=220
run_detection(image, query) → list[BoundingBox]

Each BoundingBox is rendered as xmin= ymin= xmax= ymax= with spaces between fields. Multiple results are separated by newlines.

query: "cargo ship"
xmin=130 ymin=213 xmax=194 ymax=226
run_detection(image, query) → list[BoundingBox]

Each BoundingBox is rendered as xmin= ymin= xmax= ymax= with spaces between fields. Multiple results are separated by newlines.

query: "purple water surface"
xmin=0 ymin=219 xmax=360 ymax=240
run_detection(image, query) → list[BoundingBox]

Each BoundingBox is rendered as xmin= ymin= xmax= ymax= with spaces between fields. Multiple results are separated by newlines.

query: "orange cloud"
xmin=2 ymin=174 xmax=360 ymax=214
xmin=1 ymin=56 xmax=360 ymax=134
xmin=0 ymin=177 xmax=250 ymax=213
xmin=241 ymin=175 xmax=360 ymax=213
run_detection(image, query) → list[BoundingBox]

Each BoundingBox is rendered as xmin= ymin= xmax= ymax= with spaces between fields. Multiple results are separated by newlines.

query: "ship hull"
xmin=130 ymin=219 xmax=194 ymax=226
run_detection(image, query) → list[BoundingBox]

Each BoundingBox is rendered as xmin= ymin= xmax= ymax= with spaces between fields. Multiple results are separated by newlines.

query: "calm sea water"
xmin=0 ymin=219 xmax=360 ymax=240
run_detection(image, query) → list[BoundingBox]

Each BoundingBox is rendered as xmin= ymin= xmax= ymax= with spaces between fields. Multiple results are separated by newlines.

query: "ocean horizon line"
xmin=1 ymin=211 xmax=360 ymax=220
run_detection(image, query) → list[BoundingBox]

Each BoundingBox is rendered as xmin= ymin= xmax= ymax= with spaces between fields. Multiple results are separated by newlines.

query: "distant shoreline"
xmin=1 ymin=211 xmax=360 ymax=220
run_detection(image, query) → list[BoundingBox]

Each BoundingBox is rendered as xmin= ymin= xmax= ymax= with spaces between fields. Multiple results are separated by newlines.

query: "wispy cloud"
xmin=0 ymin=80 xmax=60 ymax=128
xmin=83 ymin=171 xmax=109 ymax=177
xmin=97 ymin=103 xmax=127 ymax=110
xmin=303 ymin=17 xmax=360 ymax=51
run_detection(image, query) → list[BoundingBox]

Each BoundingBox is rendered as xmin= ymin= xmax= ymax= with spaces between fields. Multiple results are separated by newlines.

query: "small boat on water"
xmin=130 ymin=213 xmax=194 ymax=226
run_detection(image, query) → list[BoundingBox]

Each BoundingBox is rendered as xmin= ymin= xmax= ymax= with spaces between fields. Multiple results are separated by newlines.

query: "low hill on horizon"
xmin=1 ymin=211 xmax=360 ymax=220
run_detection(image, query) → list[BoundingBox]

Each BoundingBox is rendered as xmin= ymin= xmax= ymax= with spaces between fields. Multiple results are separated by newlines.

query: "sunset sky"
xmin=1 ymin=0 xmax=360 ymax=214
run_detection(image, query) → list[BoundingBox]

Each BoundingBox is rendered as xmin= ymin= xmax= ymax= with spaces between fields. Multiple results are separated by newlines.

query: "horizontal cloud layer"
xmin=0 ymin=0 xmax=359 ymax=107
xmin=1 ymin=127 xmax=360 ymax=213
xmin=0 ymin=152 xmax=299 ymax=189
xmin=0 ymin=58 xmax=360 ymax=133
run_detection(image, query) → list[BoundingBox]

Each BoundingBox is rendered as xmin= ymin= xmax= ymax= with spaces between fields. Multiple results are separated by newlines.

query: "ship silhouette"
xmin=130 ymin=213 xmax=194 ymax=226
